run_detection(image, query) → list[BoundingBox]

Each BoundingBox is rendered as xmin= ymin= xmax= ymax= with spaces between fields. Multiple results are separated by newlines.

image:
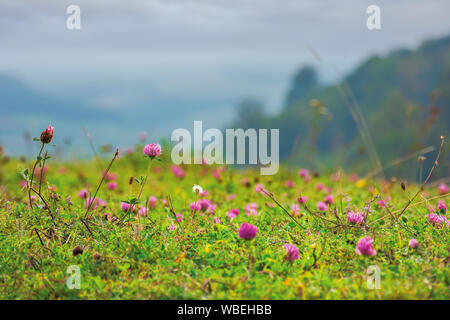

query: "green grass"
xmin=0 ymin=148 xmax=448 ymax=299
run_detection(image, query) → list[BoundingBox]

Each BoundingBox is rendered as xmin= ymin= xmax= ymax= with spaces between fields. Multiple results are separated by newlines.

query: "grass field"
xmin=0 ymin=135 xmax=449 ymax=299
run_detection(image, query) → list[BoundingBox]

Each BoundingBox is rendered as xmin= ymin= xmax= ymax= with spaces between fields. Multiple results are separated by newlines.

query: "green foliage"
xmin=0 ymin=154 xmax=448 ymax=299
xmin=232 ymin=35 xmax=450 ymax=178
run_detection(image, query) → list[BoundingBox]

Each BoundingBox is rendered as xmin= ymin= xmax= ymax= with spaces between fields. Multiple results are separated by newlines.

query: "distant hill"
xmin=0 ymin=74 xmax=113 ymax=119
xmin=232 ymin=35 xmax=450 ymax=178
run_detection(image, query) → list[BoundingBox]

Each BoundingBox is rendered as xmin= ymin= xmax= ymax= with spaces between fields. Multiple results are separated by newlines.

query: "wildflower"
xmin=85 ymin=198 xmax=99 ymax=210
xmin=238 ymin=222 xmax=257 ymax=240
xmin=297 ymin=196 xmax=307 ymax=204
xmin=212 ymin=169 xmax=222 ymax=181
xmin=208 ymin=203 xmax=217 ymax=215
xmin=107 ymin=182 xmax=117 ymax=190
xmin=244 ymin=203 xmax=258 ymax=216
xmin=285 ymin=180 xmax=295 ymax=188
xmin=168 ymin=224 xmax=177 ymax=231
xmin=200 ymin=190 xmax=209 ymax=197
xmin=317 ymin=201 xmax=328 ymax=211
xmin=290 ymin=204 xmax=300 ymax=216
xmin=34 ymin=165 xmax=48 ymax=177
xmin=226 ymin=194 xmax=236 ymax=201
xmin=190 ymin=201 xmax=202 ymax=211
xmin=355 ymin=237 xmax=376 ymax=256
xmin=356 ymin=179 xmax=366 ymax=188
xmin=324 ymin=194 xmax=334 ymax=204
xmin=198 ymin=199 xmax=212 ymax=211
xmin=409 ymin=238 xmax=419 ymax=249
xmin=98 ymin=199 xmax=107 ymax=207
xmin=437 ymin=200 xmax=447 ymax=213
xmin=226 ymin=208 xmax=240 ymax=220
xmin=254 ymin=183 xmax=267 ymax=194
xmin=175 ymin=213 xmax=184 ymax=222
xmin=121 ymin=202 xmax=135 ymax=212
xmin=347 ymin=211 xmax=363 ymax=224
xmin=148 ymin=196 xmax=157 ymax=208
xmin=105 ymin=172 xmax=118 ymax=180
xmin=170 ymin=165 xmax=186 ymax=179
xmin=316 ymin=182 xmax=324 ymax=191
xmin=213 ymin=217 xmax=221 ymax=225
xmin=377 ymin=197 xmax=390 ymax=207
xmin=20 ymin=180 xmax=27 ymax=188
xmin=426 ymin=213 xmax=449 ymax=228
xmin=438 ymin=183 xmax=449 ymax=194
xmin=298 ymin=168 xmax=309 ymax=179
xmin=192 ymin=184 xmax=203 ymax=195
xmin=138 ymin=207 xmax=148 ymax=217
xmin=265 ymin=201 xmax=275 ymax=208
xmin=242 ymin=177 xmax=251 ymax=187
xmin=143 ymin=143 xmax=162 ymax=158
xmin=78 ymin=189 xmax=88 ymax=199
xmin=283 ymin=244 xmax=300 ymax=261
xmin=40 ymin=125 xmax=54 ymax=144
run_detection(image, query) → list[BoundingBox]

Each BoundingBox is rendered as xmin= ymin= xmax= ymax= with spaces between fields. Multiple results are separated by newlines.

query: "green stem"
xmin=28 ymin=143 xmax=44 ymax=209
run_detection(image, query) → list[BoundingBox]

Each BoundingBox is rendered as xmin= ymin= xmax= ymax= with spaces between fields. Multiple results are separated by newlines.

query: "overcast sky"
xmin=1 ymin=0 xmax=450 ymax=154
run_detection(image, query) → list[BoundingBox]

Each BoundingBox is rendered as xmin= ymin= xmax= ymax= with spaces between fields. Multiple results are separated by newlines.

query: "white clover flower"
xmin=192 ymin=184 xmax=203 ymax=194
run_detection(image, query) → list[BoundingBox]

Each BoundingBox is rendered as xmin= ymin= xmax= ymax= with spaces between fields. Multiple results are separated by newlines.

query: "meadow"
xmin=0 ymin=128 xmax=448 ymax=300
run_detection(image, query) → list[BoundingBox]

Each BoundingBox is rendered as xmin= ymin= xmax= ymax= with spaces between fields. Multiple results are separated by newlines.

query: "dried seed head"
xmin=92 ymin=252 xmax=101 ymax=260
xmin=72 ymin=245 xmax=83 ymax=256
xmin=418 ymin=156 xmax=426 ymax=164
xmin=401 ymin=181 xmax=407 ymax=191
xmin=129 ymin=176 xmax=134 ymax=185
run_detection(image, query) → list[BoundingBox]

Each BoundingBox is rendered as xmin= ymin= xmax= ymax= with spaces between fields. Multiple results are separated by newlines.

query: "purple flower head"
xmin=317 ymin=201 xmax=328 ymax=211
xmin=438 ymin=183 xmax=449 ymax=194
xmin=298 ymin=168 xmax=309 ymax=178
xmin=347 ymin=211 xmax=363 ymax=224
xmin=297 ymin=196 xmax=308 ymax=204
xmin=78 ymin=189 xmax=88 ymax=199
xmin=355 ymin=237 xmax=376 ymax=256
xmin=290 ymin=204 xmax=300 ymax=215
xmin=437 ymin=200 xmax=447 ymax=213
xmin=121 ymin=202 xmax=135 ymax=212
xmin=170 ymin=165 xmax=186 ymax=179
xmin=107 ymin=182 xmax=117 ymax=191
xmin=409 ymin=238 xmax=419 ymax=249
xmin=143 ymin=143 xmax=161 ymax=158
xmin=138 ymin=206 xmax=148 ymax=217
xmin=226 ymin=208 xmax=240 ymax=220
xmin=427 ymin=213 xmax=449 ymax=228
xmin=238 ymin=222 xmax=257 ymax=240
xmin=324 ymin=194 xmax=334 ymax=204
xmin=148 ymin=196 xmax=157 ymax=208
xmin=283 ymin=243 xmax=300 ymax=261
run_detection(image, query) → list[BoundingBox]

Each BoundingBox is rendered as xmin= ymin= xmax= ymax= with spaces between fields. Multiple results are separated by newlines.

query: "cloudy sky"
xmin=1 ymin=0 xmax=450 ymax=154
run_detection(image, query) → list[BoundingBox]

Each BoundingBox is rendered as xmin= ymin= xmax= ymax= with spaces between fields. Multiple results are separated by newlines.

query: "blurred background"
xmin=0 ymin=0 xmax=449 ymax=179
